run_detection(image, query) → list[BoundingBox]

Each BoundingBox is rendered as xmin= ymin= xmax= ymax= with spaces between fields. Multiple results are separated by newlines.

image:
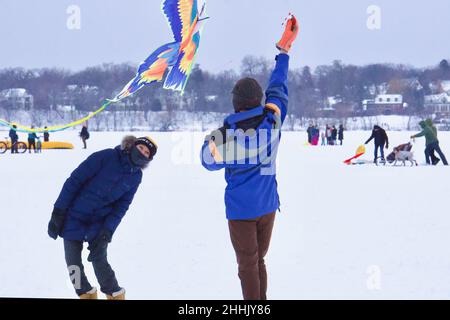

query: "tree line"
xmin=0 ymin=57 xmax=449 ymax=119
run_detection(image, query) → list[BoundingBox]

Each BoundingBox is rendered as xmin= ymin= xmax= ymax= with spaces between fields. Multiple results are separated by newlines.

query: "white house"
xmin=424 ymin=92 xmax=450 ymax=116
xmin=362 ymin=94 xmax=406 ymax=114
xmin=0 ymin=88 xmax=34 ymax=110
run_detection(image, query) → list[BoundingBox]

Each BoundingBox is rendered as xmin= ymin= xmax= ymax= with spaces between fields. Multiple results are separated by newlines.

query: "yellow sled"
xmin=39 ymin=141 xmax=74 ymax=149
xmin=23 ymin=141 xmax=74 ymax=150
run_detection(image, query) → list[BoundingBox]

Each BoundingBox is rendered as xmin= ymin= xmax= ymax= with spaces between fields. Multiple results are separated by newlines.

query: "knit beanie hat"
xmin=232 ymin=78 xmax=263 ymax=112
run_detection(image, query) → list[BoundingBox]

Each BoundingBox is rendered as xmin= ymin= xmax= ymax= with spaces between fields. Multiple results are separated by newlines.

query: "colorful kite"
xmin=0 ymin=0 xmax=208 ymax=133
xmin=112 ymin=0 xmax=209 ymax=101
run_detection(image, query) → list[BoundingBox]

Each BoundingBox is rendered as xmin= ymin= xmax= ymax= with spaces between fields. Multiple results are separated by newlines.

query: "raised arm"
xmin=265 ymin=54 xmax=290 ymax=124
xmin=266 ymin=14 xmax=299 ymax=124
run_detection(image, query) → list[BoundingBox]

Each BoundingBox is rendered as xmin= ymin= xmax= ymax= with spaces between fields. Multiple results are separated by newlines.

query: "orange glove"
xmin=276 ymin=14 xmax=299 ymax=53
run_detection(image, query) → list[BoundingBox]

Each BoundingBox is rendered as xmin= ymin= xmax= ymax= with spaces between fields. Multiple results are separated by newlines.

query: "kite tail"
xmin=111 ymin=42 xmax=180 ymax=102
xmin=163 ymin=34 xmax=201 ymax=94
xmin=0 ymin=100 xmax=113 ymax=133
xmin=163 ymin=51 xmax=191 ymax=94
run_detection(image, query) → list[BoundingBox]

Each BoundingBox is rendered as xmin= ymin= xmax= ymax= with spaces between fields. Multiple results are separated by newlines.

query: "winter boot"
xmin=106 ymin=288 xmax=125 ymax=300
xmin=79 ymin=287 xmax=98 ymax=300
xmin=432 ymin=158 xmax=441 ymax=165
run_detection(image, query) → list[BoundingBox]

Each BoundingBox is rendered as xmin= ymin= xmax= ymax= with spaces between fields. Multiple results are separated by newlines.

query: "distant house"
xmin=317 ymin=96 xmax=354 ymax=117
xmin=0 ymin=88 xmax=34 ymax=110
xmin=388 ymin=78 xmax=423 ymax=93
xmin=424 ymin=92 xmax=450 ymax=117
xmin=205 ymin=95 xmax=218 ymax=102
xmin=429 ymin=80 xmax=450 ymax=95
xmin=362 ymin=94 xmax=406 ymax=115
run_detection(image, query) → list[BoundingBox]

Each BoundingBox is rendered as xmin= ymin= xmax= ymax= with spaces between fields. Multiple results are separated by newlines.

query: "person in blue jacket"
xmin=200 ymin=16 xmax=299 ymax=300
xmin=47 ymin=135 xmax=157 ymax=300
xmin=28 ymin=126 xmax=38 ymax=153
xmin=8 ymin=125 xmax=19 ymax=154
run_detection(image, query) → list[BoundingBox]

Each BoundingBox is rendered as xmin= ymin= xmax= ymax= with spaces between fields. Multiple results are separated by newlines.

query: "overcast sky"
xmin=0 ymin=0 xmax=448 ymax=72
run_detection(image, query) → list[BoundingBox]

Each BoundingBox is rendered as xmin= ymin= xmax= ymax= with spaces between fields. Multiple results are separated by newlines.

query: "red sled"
xmin=343 ymin=145 xmax=366 ymax=165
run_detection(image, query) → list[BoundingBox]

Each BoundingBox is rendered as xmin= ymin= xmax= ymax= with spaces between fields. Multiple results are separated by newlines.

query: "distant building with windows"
xmin=0 ymin=88 xmax=34 ymax=110
xmin=362 ymin=94 xmax=406 ymax=115
xmin=424 ymin=93 xmax=450 ymax=117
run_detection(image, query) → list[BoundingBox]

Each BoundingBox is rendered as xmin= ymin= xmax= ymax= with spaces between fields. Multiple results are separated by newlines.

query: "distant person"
xmin=44 ymin=127 xmax=50 ymax=142
xmin=311 ymin=125 xmax=320 ymax=146
xmin=36 ymin=137 xmax=42 ymax=153
xmin=424 ymin=119 xmax=440 ymax=164
xmin=47 ymin=135 xmax=158 ymax=300
xmin=331 ymin=125 xmax=338 ymax=145
xmin=326 ymin=125 xmax=332 ymax=145
xmin=321 ymin=131 xmax=326 ymax=146
xmin=411 ymin=120 xmax=448 ymax=166
xmin=306 ymin=123 xmax=314 ymax=144
xmin=28 ymin=126 xmax=38 ymax=153
xmin=365 ymin=125 xmax=389 ymax=163
xmin=338 ymin=124 xmax=344 ymax=146
xmin=9 ymin=125 xmax=19 ymax=154
xmin=80 ymin=124 xmax=90 ymax=149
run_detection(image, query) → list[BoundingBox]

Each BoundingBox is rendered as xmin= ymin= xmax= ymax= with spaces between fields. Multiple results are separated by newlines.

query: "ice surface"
xmin=0 ymin=130 xmax=449 ymax=299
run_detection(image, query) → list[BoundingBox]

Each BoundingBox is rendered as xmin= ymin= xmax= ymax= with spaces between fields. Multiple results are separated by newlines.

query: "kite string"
xmin=0 ymin=100 xmax=114 ymax=134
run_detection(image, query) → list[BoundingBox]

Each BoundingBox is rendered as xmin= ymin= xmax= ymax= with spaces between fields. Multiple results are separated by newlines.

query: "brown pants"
xmin=228 ymin=212 xmax=276 ymax=300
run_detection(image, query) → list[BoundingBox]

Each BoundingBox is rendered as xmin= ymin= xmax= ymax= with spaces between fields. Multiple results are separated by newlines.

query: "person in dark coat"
xmin=326 ymin=125 xmax=333 ymax=145
xmin=43 ymin=127 xmax=50 ymax=142
xmin=331 ymin=126 xmax=338 ymax=145
xmin=365 ymin=125 xmax=389 ymax=163
xmin=306 ymin=124 xmax=314 ymax=144
xmin=338 ymin=124 xmax=344 ymax=146
xmin=47 ymin=135 xmax=157 ymax=300
xmin=28 ymin=126 xmax=38 ymax=153
xmin=8 ymin=125 xmax=19 ymax=154
xmin=79 ymin=124 xmax=90 ymax=149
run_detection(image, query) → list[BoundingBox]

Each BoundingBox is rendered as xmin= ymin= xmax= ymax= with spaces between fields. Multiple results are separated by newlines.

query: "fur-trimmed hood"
xmin=120 ymin=135 xmax=150 ymax=170
xmin=121 ymin=135 xmax=138 ymax=152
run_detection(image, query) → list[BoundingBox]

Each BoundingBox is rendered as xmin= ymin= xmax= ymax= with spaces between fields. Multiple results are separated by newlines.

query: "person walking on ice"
xmin=80 ymin=123 xmax=90 ymax=149
xmin=47 ymin=135 xmax=157 ymax=299
xmin=27 ymin=126 xmax=38 ymax=153
xmin=200 ymin=15 xmax=299 ymax=300
xmin=8 ymin=124 xmax=19 ymax=154
xmin=365 ymin=125 xmax=389 ymax=163
xmin=338 ymin=124 xmax=344 ymax=146
xmin=411 ymin=120 xmax=448 ymax=165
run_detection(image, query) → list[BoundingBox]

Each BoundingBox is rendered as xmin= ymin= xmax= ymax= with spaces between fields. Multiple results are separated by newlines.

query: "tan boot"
xmin=79 ymin=288 xmax=98 ymax=300
xmin=106 ymin=288 xmax=125 ymax=300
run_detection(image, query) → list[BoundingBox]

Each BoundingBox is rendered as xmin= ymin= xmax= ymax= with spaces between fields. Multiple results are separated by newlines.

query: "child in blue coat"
xmin=200 ymin=16 xmax=299 ymax=300
xmin=47 ymin=135 xmax=157 ymax=299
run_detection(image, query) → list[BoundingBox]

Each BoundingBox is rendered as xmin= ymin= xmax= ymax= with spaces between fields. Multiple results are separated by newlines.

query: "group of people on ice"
xmin=7 ymin=122 xmax=91 ymax=153
xmin=307 ymin=123 xmax=344 ymax=146
xmin=363 ymin=119 xmax=448 ymax=165
xmin=47 ymin=16 xmax=300 ymax=300
xmin=8 ymin=124 xmax=49 ymax=153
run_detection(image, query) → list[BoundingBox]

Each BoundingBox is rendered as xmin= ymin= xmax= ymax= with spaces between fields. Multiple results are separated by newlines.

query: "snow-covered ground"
xmin=1 ymin=130 xmax=450 ymax=300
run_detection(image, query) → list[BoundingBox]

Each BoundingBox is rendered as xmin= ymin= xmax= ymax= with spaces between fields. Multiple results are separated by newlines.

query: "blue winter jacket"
xmin=54 ymin=146 xmax=142 ymax=241
xmin=201 ymin=54 xmax=289 ymax=220
xmin=9 ymin=129 xmax=18 ymax=142
xmin=28 ymin=132 xmax=38 ymax=141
